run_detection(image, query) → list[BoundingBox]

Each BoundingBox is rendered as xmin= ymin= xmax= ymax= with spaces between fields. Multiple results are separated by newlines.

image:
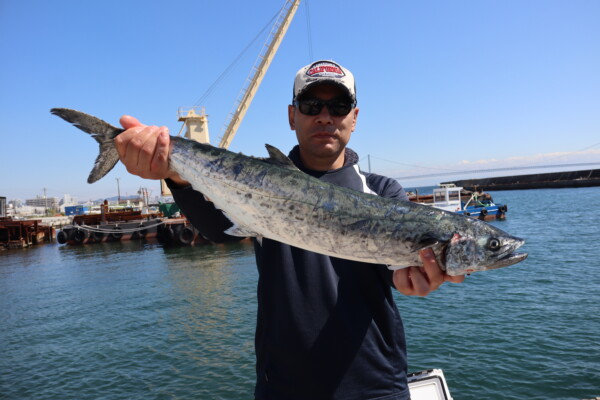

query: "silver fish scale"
xmin=169 ymin=137 xmax=494 ymax=269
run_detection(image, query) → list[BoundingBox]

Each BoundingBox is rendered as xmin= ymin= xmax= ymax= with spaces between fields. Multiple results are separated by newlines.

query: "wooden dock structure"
xmin=0 ymin=218 xmax=55 ymax=249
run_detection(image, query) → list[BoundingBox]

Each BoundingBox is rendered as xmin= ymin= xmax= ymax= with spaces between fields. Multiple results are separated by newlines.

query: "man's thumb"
xmin=120 ymin=115 xmax=146 ymax=130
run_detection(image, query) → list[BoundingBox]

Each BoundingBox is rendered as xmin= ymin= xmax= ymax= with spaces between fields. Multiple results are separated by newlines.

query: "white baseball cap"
xmin=292 ymin=60 xmax=356 ymax=104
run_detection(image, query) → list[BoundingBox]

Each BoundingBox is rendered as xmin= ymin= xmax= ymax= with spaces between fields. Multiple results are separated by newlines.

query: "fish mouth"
xmin=486 ymin=237 xmax=528 ymax=271
xmin=486 ymin=252 xmax=529 ymax=271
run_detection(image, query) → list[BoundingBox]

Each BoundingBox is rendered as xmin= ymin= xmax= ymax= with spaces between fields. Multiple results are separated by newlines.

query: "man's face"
xmin=288 ymin=84 xmax=359 ymax=168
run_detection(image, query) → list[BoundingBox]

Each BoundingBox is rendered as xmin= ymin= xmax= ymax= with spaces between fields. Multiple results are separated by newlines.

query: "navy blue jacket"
xmin=169 ymin=146 xmax=410 ymax=400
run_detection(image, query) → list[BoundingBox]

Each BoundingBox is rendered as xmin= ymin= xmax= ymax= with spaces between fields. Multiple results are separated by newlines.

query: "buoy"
xmin=177 ymin=226 xmax=195 ymax=245
xmin=93 ymin=230 xmax=105 ymax=241
xmin=478 ymin=208 xmax=488 ymax=220
xmin=57 ymin=230 xmax=68 ymax=244
xmin=108 ymin=226 xmax=123 ymax=241
xmin=70 ymin=229 xmax=88 ymax=244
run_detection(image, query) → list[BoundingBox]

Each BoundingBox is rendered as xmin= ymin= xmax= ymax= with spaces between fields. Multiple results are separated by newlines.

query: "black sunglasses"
xmin=293 ymin=97 xmax=356 ymax=117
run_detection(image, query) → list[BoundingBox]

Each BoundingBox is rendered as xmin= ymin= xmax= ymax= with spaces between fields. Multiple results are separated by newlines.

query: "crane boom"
xmin=165 ymin=0 xmax=300 ymax=196
xmin=218 ymin=0 xmax=301 ymax=149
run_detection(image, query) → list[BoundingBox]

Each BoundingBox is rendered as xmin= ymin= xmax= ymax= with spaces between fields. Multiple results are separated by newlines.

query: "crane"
xmin=176 ymin=0 xmax=300 ymax=148
xmin=163 ymin=0 xmax=301 ymax=196
xmin=218 ymin=0 xmax=300 ymax=149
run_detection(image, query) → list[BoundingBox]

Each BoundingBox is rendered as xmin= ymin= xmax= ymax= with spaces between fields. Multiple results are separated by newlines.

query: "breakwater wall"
xmin=442 ymin=168 xmax=600 ymax=191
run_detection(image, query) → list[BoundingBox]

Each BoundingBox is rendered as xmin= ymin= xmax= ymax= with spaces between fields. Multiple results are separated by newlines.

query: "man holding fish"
xmin=115 ymin=60 xmax=464 ymax=400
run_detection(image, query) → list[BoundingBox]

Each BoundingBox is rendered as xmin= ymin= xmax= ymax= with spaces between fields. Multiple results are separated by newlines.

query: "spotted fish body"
xmin=51 ymin=108 xmax=528 ymax=275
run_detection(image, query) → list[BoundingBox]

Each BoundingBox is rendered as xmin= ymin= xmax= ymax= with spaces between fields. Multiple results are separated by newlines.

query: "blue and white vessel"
xmin=421 ymin=184 xmax=507 ymax=220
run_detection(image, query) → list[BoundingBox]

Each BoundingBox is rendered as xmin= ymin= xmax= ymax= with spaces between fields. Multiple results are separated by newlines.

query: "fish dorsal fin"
xmin=263 ymin=144 xmax=299 ymax=170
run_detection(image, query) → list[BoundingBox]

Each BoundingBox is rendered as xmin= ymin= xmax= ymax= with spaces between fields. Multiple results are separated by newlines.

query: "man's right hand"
xmin=115 ymin=115 xmax=189 ymax=186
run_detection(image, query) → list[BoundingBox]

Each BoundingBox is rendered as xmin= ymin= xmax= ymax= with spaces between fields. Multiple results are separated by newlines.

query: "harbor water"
xmin=1 ymin=187 xmax=599 ymax=400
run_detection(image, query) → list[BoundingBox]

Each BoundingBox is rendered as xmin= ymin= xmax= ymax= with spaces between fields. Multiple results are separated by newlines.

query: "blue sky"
xmin=1 ymin=0 xmax=599 ymax=201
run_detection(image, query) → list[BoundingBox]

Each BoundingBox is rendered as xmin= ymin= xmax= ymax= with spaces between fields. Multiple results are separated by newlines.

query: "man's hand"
xmin=393 ymin=248 xmax=464 ymax=296
xmin=115 ymin=115 xmax=188 ymax=186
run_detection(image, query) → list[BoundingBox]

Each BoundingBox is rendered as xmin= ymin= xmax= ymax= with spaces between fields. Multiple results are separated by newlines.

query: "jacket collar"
xmin=287 ymin=145 xmax=359 ymax=171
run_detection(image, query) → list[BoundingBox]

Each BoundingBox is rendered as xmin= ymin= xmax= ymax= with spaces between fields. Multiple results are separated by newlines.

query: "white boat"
xmin=408 ymin=369 xmax=453 ymax=400
xmin=413 ymin=184 xmax=507 ymax=220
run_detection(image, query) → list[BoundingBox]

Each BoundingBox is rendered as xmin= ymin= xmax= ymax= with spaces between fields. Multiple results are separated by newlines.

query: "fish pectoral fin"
xmin=224 ymin=224 xmax=260 ymax=238
xmin=262 ymin=144 xmax=300 ymax=170
xmin=412 ymin=235 xmax=441 ymax=252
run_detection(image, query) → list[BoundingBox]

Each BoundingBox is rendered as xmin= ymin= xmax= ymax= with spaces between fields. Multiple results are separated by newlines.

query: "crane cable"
xmin=192 ymin=8 xmax=282 ymax=108
xmin=305 ymin=0 xmax=313 ymax=61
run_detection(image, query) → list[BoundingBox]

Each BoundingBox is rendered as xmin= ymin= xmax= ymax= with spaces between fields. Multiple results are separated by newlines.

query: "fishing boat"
xmin=409 ymin=184 xmax=507 ymax=220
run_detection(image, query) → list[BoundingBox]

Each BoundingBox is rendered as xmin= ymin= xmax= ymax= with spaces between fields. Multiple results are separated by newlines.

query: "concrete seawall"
xmin=443 ymin=168 xmax=600 ymax=191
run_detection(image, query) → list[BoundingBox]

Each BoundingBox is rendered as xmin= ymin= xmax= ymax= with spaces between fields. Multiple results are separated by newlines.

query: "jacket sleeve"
xmin=165 ymin=179 xmax=239 ymax=243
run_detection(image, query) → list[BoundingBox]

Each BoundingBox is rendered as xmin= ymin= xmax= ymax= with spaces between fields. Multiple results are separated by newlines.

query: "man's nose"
xmin=315 ymin=105 xmax=333 ymax=123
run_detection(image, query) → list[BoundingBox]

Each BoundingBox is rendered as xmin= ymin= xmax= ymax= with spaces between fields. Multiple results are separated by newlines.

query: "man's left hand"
xmin=393 ymin=248 xmax=464 ymax=296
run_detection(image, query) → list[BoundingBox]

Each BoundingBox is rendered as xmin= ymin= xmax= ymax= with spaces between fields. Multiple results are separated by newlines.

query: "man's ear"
xmin=351 ymin=107 xmax=359 ymax=132
xmin=288 ymin=104 xmax=296 ymax=130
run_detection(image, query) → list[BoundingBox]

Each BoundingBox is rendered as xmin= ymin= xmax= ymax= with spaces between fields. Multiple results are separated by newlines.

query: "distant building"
xmin=61 ymin=194 xmax=76 ymax=206
xmin=25 ymin=196 xmax=60 ymax=210
xmin=9 ymin=199 xmax=22 ymax=208
xmin=0 ymin=197 xmax=6 ymax=218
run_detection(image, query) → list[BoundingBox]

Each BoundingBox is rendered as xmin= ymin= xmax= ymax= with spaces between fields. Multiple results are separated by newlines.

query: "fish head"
xmin=443 ymin=224 xmax=528 ymax=276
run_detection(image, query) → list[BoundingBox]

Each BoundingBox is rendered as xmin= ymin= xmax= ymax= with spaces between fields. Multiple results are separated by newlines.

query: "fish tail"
xmin=50 ymin=108 xmax=123 ymax=183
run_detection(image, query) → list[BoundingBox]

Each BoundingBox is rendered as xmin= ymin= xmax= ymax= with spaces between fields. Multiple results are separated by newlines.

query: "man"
xmin=116 ymin=60 xmax=463 ymax=400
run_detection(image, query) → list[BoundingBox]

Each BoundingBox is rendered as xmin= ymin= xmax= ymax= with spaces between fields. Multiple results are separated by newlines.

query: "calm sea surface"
xmin=1 ymin=187 xmax=599 ymax=400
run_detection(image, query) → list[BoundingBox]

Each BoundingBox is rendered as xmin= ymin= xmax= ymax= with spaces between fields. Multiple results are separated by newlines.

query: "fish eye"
xmin=487 ymin=238 xmax=501 ymax=251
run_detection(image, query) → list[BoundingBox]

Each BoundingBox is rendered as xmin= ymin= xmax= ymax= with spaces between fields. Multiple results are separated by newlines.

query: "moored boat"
xmin=57 ymin=202 xmax=164 ymax=245
xmin=409 ymin=184 xmax=507 ymax=221
xmin=57 ymin=218 xmax=163 ymax=245
xmin=57 ymin=208 xmax=210 ymax=247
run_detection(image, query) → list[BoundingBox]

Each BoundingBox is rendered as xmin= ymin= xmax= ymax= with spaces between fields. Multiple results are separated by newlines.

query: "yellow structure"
xmin=161 ymin=107 xmax=211 ymax=195
xmin=177 ymin=107 xmax=210 ymax=143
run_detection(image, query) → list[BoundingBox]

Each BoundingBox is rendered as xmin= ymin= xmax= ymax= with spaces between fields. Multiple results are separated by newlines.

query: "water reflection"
xmin=155 ymin=241 xmax=258 ymax=397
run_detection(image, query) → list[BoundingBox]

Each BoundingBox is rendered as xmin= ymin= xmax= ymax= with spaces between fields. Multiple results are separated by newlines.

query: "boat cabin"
xmin=431 ymin=184 xmax=463 ymax=212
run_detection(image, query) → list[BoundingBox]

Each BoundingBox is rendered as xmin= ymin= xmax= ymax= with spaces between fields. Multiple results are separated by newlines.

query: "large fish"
xmin=51 ymin=108 xmax=527 ymax=275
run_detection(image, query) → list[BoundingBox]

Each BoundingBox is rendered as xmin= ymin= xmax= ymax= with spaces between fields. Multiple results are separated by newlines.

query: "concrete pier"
xmin=443 ymin=168 xmax=600 ymax=191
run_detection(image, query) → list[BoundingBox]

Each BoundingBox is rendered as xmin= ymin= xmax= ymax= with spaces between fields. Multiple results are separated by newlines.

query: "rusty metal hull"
xmin=0 ymin=218 xmax=55 ymax=249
